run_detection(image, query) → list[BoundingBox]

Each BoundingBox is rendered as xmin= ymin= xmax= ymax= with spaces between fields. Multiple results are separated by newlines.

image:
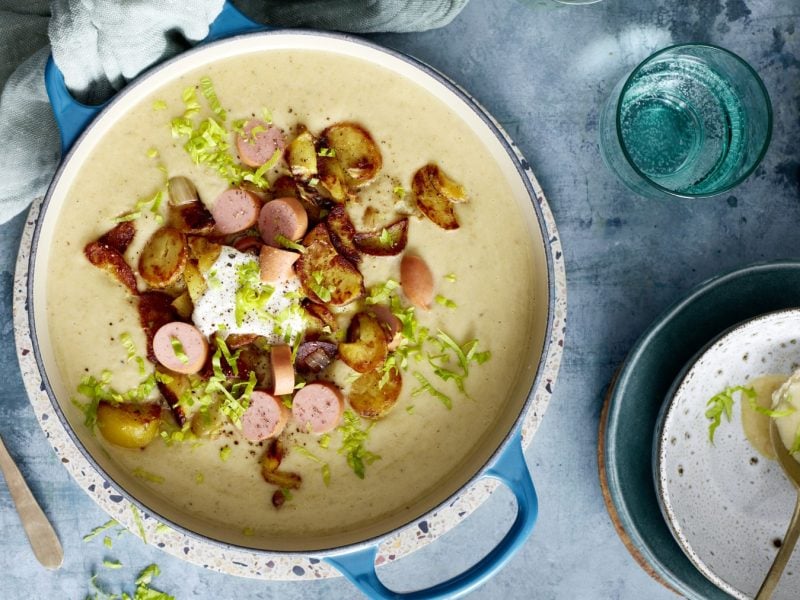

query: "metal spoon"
xmin=0 ymin=434 xmax=63 ymax=569
xmin=756 ymin=420 xmax=800 ymax=599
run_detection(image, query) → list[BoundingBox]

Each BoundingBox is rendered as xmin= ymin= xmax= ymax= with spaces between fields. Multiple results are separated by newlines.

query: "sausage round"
xmin=400 ymin=254 xmax=434 ymax=310
xmin=211 ymin=188 xmax=261 ymax=234
xmin=259 ymin=245 xmax=299 ymax=283
xmin=258 ymin=197 xmax=308 ymax=247
xmin=236 ymin=119 xmax=286 ymax=168
xmin=291 ymin=382 xmax=344 ymax=434
xmin=152 ymin=321 xmax=208 ymax=374
xmin=270 ymin=344 xmax=295 ymax=396
xmin=241 ymin=390 xmax=289 ymax=442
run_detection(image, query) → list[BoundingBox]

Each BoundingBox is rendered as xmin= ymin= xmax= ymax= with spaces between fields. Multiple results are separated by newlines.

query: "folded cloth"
xmin=0 ymin=0 xmax=469 ymax=225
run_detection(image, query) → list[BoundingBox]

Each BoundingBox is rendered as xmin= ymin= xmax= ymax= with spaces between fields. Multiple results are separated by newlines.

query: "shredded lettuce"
xmin=235 ymin=260 xmax=275 ymax=326
xmin=274 ymin=233 xmax=306 ymax=253
xmin=199 ymin=76 xmax=226 ymax=121
xmin=411 ymin=371 xmax=452 ymax=409
xmin=435 ymin=295 xmax=457 ymax=309
xmin=337 ymin=410 xmax=381 ymax=479
xmin=293 ymin=446 xmax=331 ymax=486
xmin=132 ymin=468 xmax=165 ymax=484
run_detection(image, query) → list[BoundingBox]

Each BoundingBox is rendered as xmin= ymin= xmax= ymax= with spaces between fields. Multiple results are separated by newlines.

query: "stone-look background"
xmin=1 ymin=0 xmax=797 ymax=597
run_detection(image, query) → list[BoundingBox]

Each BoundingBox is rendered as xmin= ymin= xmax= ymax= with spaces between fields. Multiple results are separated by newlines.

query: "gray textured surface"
xmin=1 ymin=0 xmax=798 ymax=598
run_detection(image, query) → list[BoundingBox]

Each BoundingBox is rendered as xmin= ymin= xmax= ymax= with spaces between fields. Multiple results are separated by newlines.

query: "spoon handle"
xmin=0 ymin=435 xmax=64 ymax=569
xmin=756 ymin=492 xmax=800 ymax=599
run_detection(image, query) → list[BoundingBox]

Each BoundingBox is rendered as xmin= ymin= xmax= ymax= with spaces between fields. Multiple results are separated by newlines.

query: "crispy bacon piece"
xmin=84 ymin=240 xmax=138 ymax=296
xmin=137 ymin=291 xmax=179 ymax=362
xmin=98 ymin=221 xmax=136 ymax=253
xmin=169 ymin=201 xmax=216 ymax=235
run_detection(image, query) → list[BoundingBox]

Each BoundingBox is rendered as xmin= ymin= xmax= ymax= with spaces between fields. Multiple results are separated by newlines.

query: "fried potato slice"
xmin=190 ymin=403 xmax=225 ymax=438
xmin=260 ymin=440 xmax=302 ymax=489
xmin=96 ymin=401 xmax=161 ymax=448
xmin=187 ymin=235 xmax=222 ymax=273
xmin=339 ymin=312 xmax=388 ymax=373
xmin=183 ymin=260 xmax=207 ymax=303
xmin=296 ymin=224 xmax=364 ymax=306
xmin=155 ymin=365 xmax=190 ymax=426
xmin=353 ymin=218 xmax=409 ymax=256
xmin=171 ymin=291 xmax=193 ymax=319
xmin=139 ymin=226 xmax=188 ymax=288
xmin=285 ymin=128 xmax=318 ymax=182
xmin=320 ymin=122 xmax=382 ymax=186
xmin=326 ymin=205 xmax=360 ymax=264
xmin=348 ymin=366 xmax=402 ymax=419
xmin=412 ymin=164 xmax=467 ymax=230
xmin=84 ymin=241 xmax=139 ymax=296
xmin=317 ymin=155 xmax=350 ymax=203
xmin=302 ymin=300 xmax=338 ymax=335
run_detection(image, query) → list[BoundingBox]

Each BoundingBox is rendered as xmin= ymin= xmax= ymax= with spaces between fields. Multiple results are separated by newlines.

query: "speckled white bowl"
xmin=655 ymin=309 xmax=800 ymax=600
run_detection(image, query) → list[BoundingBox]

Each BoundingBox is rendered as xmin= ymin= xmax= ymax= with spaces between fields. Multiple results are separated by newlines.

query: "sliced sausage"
xmin=259 ymin=197 xmax=308 ymax=247
xmin=241 ymin=390 xmax=289 ymax=442
xmin=259 ymin=245 xmax=299 ymax=283
xmin=152 ymin=321 xmax=208 ymax=374
xmin=369 ymin=304 xmax=403 ymax=350
xmin=271 ymin=344 xmax=295 ymax=396
xmin=211 ymin=188 xmax=261 ymax=235
xmin=291 ymin=382 xmax=344 ymax=434
xmin=236 ymin=119 xmax=287 ymax=168
xmin=400 ymin=254 xmax=434 ymax=310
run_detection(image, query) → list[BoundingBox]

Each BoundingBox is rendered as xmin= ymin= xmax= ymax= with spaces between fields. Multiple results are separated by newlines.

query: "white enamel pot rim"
xmin=17 ymin=6 xmax=566 ymax=591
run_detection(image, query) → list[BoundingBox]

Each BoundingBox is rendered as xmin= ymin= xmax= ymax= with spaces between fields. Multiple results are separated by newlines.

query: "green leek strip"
xmin=411 ymin=371 xmax=452 ymax=409
xmin=293 ymin=446 xmax=332 ymax=486
xmin=435 ymin=295 xmax=457 ymax=309
xmin=706 ymin=386 xmax=754 ymax=443
xmin=83 ymin=519 xmax=119 ymax=543
xmin=170 ymin=337 xmax=189 ymax=364
xmin=274 ymin=233 xmax=306 ymax=253
xmin=337 ymin=410 xmax=380 ymax=479
xmin=130 ymin=505 xmax=147 ymax=544
xmin=132 ymin=467 xmax=165 ymax=484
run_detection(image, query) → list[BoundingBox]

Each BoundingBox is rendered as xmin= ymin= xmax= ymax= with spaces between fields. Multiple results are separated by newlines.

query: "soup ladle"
xmin=755 ymin=419 xmax=800 ymax=599
xmin=0 ymin=433 xmax=63 ymax=569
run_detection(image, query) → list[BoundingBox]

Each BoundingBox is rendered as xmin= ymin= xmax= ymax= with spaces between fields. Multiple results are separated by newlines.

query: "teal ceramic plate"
xmin=602 ymin=261 xmax=800 ymax=599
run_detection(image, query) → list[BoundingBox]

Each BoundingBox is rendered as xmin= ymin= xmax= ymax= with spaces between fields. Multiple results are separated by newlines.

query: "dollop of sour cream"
xmin=192 ymin=247 xmax=306 ymax=344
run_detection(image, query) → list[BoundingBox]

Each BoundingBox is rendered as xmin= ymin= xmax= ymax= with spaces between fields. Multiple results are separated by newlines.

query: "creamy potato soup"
xmin=44 ymin=48 xmax=543 ymax=550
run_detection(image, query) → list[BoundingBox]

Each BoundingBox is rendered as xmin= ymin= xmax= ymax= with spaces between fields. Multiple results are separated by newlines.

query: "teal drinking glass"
xmin=599 ymin=44 xmax=772 ymax=199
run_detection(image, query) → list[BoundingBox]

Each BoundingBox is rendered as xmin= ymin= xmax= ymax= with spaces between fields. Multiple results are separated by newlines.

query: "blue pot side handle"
xmin=44 ymin=2 xmax=263 ymax=154
xmin=205 ymin=1 xmax=264 ymax=42
xmin=325 ymin=431 xmax=538 ymax=600
xmin=44 ymin=56 xmax=107 ymax=156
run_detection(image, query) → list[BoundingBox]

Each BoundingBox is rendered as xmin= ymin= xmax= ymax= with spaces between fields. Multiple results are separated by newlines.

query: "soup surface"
xmin=44 ymin=47 xmax=543 ymax=550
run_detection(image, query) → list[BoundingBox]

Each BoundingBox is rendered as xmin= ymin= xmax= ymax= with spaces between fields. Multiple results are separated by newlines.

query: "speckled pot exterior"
xmin=656 ymin=310 xmax=800 ymax=600
xmin=13 ymin=32 xmax=566 ymax=581
xmin=603 ymin=262 xmax=800 ymax=600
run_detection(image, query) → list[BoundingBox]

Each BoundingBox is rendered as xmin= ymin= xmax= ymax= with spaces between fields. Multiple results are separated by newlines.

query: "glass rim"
xmin=615 ymin=42 xmax=773 ymax=199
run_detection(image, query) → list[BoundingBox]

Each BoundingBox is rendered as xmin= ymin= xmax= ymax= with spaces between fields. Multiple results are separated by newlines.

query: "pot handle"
xmin=324 ymin=430 xmax=538 ymax=599
xmin=44 ymin=1 xmax=263 ymax=154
